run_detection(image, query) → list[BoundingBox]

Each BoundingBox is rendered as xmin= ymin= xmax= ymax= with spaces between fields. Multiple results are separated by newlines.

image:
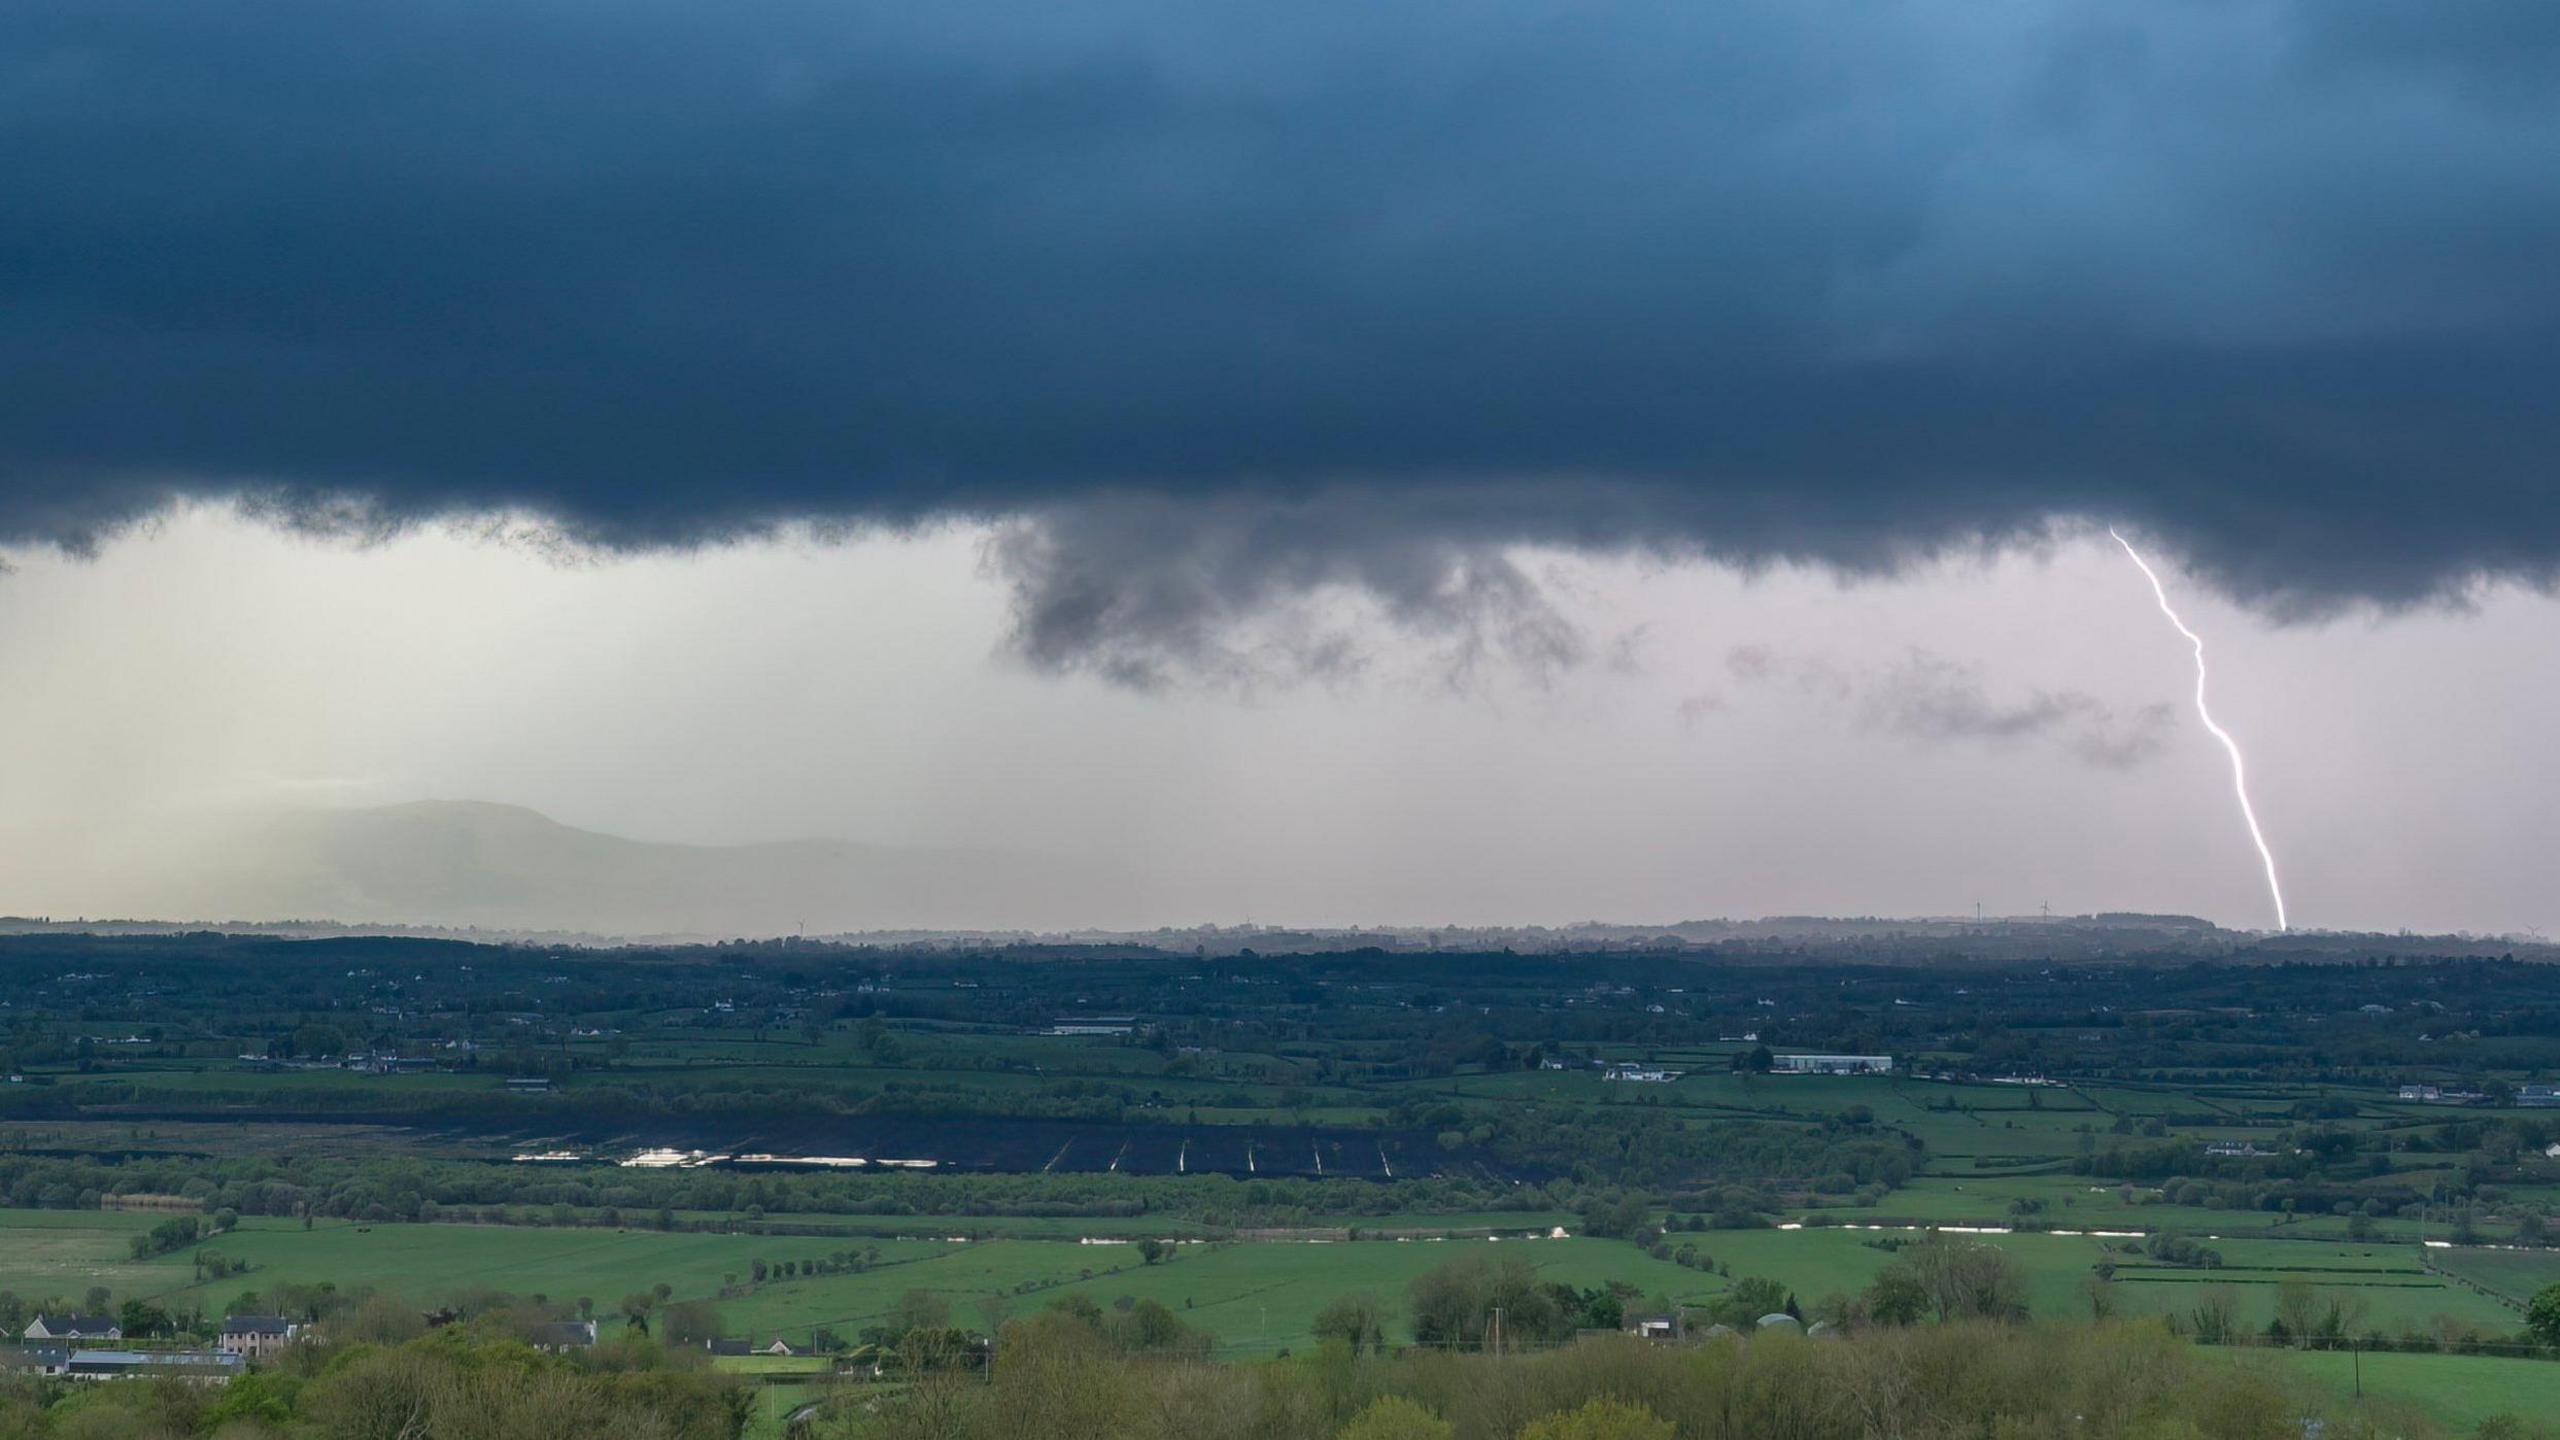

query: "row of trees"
xmin=1326 ymin=1239 xmax=2015 ymax=1359
xmin=0 ymin=1151 xmax=1575 ymax=1230
xmin=0 ymin=1319 xmax=746 ymax=1440
xmin=842 ymin=1313 xmax=2470 ymax=1440
xmin=126 ymin=1210 xmax=237 ymax=1259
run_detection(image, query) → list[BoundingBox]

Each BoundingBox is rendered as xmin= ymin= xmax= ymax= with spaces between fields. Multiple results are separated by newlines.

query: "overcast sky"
xmin=2 ymin=505 xmax=2552 ymax=935
xmin=6 ymin=3 xmax=2560 ymax=934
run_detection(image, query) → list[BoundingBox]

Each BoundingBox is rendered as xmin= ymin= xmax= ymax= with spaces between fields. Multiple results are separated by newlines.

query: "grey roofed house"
xmin=529 ymin=1320 xmax=598 ymax=1351
xmin=1622 ymin=1312 xmax=1683 ymax=1341
xmin=706 ymin=1338 xmax=753 ymax=1356
xmin=23 ymin=1315 xmax=120 ymax=1342
xmin=220 ymin=1316 xmax=293 ymax=1336
xmin=0 ymin=1346 xmax=70 ymax=1376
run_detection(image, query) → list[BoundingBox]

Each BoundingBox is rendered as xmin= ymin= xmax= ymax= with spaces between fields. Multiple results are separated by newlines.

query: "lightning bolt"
xmin=2109 ymin=528 xmax=2289 ymax=932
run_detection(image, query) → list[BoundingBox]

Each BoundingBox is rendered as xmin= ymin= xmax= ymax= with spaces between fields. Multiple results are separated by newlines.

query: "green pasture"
xmin=1866 ymin=1173 xmax=2190 ymax=1225
xmin=1675 ymin=1226 xmax=2520 ymax=1335
xmin=711 ymin=1353 xmax=831 ymax=1377
xmin=716 ymin=1234 xmax=1718 ymax=1358
xmin=0 ymin=1209 xmax=952 ymax=1317
xmin=2100 ymin=1239 xmax=2516 ymax=1334
xmin=11 ymin=1212 xmax=1672 ymax=1359
xmin=1408 ymin=1069 xmax=2119 ymax=1162
xmin=0 ymin=1207 xmax=183 ymax=1300
xmin=2429 ymin=1246 xmax=2560 ymax=1305
xmin=45 ymin=1065 xmax=494 ymax=1097
xmin=1844 ymin=1167 xmax=2478 ymax=1248
xmin=0 ymin=1208 xmax=2535 ymax=1379
xmin=664 ymin=1210 xmax=1236 ymax=1241
xmin=2068 ymin=1084 xmax=2246 ymax=1119
xmin=2281 ymin=1348 xmax=2560 ymax=1433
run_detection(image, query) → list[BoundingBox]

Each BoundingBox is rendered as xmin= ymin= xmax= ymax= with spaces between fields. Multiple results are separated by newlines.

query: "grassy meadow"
xmin=3 ymin=1204 xmax=2525 ymax=1361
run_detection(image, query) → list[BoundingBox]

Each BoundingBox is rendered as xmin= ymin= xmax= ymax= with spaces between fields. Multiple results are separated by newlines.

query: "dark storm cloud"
xmin=9 ymin=0 xmax=2560 ymax=662
xmin=984 ymin=491 xmax=1587 ymax=688
xmin=1724 ymin=646 xmax=2176 ymax=770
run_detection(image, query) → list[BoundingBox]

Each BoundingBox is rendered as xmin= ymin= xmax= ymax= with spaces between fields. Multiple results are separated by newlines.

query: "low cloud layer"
xmin=983 ymin=492 xmax=1593 ymax=688
xmin=1724 ymin=646 xmax=2176 ymax=770
xmin=10 ymin=2 xmax=2560 ymax=673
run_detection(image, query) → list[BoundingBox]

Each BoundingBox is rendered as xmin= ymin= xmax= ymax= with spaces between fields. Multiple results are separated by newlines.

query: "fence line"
xmin=2417 ymin=1246 xmax=2527 ymax=1311
xmin=2200 ymin=1332 xmax=2557 ymax=1363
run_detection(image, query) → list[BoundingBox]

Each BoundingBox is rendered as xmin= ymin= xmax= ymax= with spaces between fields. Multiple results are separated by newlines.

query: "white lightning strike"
xmin=2109 ymin=528 xmax=2288 ymax=931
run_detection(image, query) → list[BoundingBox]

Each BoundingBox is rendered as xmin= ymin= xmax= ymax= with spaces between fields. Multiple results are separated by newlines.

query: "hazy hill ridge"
xmin=102 ymin=800 xmax=1140 ymax=939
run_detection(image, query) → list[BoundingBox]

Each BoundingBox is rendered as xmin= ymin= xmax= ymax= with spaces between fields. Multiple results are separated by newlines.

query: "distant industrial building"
xmin=1047 ymin=1016 xmax=1136 ymax=1036
xmin=1769 ymin=1054 xmax=1893 ymax=1076
xmin=1602 ymin=1063 xmax=1681 ymax=1083
xmin=63 ymin=1349 xmax=241 ymax=1383
xmin=2521 ymin=1083 xmax=2560 ymax=1107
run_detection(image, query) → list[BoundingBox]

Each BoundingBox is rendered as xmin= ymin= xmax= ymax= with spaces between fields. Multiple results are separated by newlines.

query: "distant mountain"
xmin=11 ymin=803 xmax=2531 ymax=955
xmin=81 ymin=800 xmax=1144 ymax=939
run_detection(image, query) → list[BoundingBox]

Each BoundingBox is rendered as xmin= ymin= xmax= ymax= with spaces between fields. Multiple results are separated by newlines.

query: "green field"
xmin=2430 ymin=1246 xmax=2560 ymax=1306
xmin=1864 ymin=1173 xmax=2307 ymax=1233
xmin=2280 ymin=1348 xmax=2560 ymax=1432
xmin=0 ymin=1208 xmax=181 ymax=1301
xmin=0 ymin=1210 xmax=947 ymax=1319
xmin=14 ymin=1204 xmax=2553 ymax=1436
xmin=716 ymin=1234 xmax=1717 ymax=1356
xmin=3 ymin=1202 xmax=2526 ymax=1361
xmin=0 ymin=1211 xmax=1710 ymax=1357
xmin=1696 ymin=1226 xmax=2523 ymax=1335
xmin=711 ymin=1354 xmax=831 ymax=1376
xmin=2099 ymin=1238 xmax=2518 ymax=1334
xmin=1419 ymin=1069 xmax=2207 ymax=1164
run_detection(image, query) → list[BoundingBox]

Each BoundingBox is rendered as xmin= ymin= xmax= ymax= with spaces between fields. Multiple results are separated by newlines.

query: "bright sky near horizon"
xmin=4 ymin=506 xmax=2553 ymax=936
